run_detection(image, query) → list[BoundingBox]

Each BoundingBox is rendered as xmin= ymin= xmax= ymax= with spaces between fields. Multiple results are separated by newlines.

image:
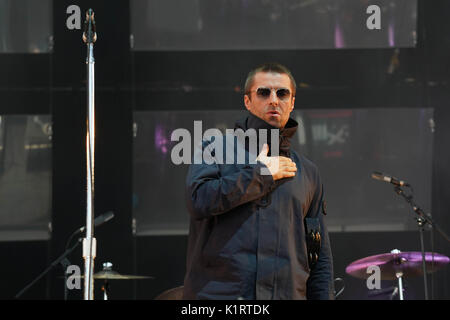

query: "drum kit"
xmin=347 ymin=173 xmax=450 ymax=300
xmin=94 ymin=251 xmax=449 ymax=300
xmin=97 ymin=250 xmax=449 ymax=301
xmin=345 ymin=249 xmax=450 ymax=300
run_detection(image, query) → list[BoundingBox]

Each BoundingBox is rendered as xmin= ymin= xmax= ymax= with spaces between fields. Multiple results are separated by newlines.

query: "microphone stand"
xmin=15 ymin=239 xmax=82 ymax=299
xmin=393 ymin=186 xmax=450 ymax=300
xmin=82 ymin=8 xmax=97 ymax=300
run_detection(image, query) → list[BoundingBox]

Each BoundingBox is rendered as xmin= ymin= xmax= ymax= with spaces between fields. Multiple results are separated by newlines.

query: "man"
xmin=183 ymin=62 xmax=334 ymax=300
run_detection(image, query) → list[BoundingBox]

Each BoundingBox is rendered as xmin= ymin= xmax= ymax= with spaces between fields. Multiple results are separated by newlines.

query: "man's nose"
xmin=269 ymin=90 xmax=279 ymax=105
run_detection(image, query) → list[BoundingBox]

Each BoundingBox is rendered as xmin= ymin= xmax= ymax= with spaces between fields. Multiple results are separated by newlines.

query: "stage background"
xmin=0 ymin=0 xmax=449 ymax=300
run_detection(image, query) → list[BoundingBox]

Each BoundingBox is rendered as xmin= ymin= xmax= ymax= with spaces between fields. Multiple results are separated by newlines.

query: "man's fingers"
xmin=282 ymin=165 xmax=297 ymax=172
xmin=277 ymin=161 xmax=297 ymax=169
xmin=279 ymin=162 xmax=296 ymax=169
xmin=278 ymin=157 xmax=296 ymax=164
xmin=278 ymin=156 xmax=292 ymax=161
xmin=257 ymin=144 xmax=270 ymax=162
xmin=259 ymin=144 xmax=269 ymax=155
xmin=263 ymin=154 xmax=298 ymax=180
xmin=273 ymin=170 xmax=296 ymax=180
xmin=282 ymin=170 xmax=297 ymax=177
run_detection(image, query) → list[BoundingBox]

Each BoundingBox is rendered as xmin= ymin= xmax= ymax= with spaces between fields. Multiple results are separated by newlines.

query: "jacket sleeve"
xmin=185 ymin=159 xmax=275 ymax=220
xmin=306 ymin=182 xmax=335 ymax=300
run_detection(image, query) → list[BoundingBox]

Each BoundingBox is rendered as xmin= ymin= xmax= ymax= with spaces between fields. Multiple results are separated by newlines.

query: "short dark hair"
xmin=244 ymin=62 xmax=297 ymax=97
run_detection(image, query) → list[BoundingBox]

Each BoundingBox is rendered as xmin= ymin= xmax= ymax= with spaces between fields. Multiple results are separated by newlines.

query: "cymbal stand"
xmin=395 ymin=273 xmax=404 ymax=300
xmin=391 ymin=249 xmax=405 ymax=300
xmin=101 ymin=281 xmax=109 ymax=300
xmin=101 ymin=262 xmax=112 ymax=300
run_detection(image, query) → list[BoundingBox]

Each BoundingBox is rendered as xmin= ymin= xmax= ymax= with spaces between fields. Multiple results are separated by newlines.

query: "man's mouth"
xmin=267 ymin=110 xmax=280 ymax=117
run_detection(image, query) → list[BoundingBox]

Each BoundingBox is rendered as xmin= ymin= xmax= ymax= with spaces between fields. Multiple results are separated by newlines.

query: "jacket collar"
xmin=235 ymin=112 xmax=298 ymax=156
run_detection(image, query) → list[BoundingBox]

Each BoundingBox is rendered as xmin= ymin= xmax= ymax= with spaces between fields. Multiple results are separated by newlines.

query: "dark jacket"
xmin=183 ymin=113 xmax=334 ymax=300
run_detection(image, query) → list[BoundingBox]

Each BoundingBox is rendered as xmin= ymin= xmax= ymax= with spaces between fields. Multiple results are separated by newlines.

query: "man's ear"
xmin=244 ymin=94 xmax=251 ymax=112
xmin=290 ymin=96 xmax=295 ymax=111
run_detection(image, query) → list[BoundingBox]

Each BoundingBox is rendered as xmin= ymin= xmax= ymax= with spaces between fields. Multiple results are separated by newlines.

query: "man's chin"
xmin=265 ymin=117 xmax=282 ymax=128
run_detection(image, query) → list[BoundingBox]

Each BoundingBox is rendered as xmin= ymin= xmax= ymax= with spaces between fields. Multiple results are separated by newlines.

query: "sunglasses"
xmin=250 ymin=87 xmax=292 ymax=101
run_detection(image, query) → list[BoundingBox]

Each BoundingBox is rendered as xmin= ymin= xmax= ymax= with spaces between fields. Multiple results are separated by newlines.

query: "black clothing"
xmin=183 ymin=112 xmax=334 ymax=300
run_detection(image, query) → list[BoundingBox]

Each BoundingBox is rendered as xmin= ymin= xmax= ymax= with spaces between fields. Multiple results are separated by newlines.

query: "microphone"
xmin=371 ymin=172 xmax=409 ymax=187
xmin=82 ymin=8 xmax=97 ymax=44
xmin=78 ymin=211 xmax=114 ymax=233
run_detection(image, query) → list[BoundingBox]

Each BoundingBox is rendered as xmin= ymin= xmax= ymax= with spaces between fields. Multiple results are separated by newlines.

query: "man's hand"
xmin=256 ymin=144 xmax=297 ymax=181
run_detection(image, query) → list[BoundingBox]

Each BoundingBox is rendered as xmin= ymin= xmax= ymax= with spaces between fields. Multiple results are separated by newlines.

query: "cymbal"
xmin=65 ymin=270 xmax=154 ymax=280
xmin=345 ymin=251 xmax=450 ymax=280
xmin=92 ymin=270 xmax=154 ymax=280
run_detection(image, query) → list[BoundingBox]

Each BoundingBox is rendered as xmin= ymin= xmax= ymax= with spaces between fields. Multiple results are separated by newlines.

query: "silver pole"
xmin=391 ymin=249 xmax=405 ymax=301
xmin=103 ymin=281 xmax=108 ymax=300
xmin=396 ymin=273 xmax=404 ymax=300
xmin=82 ymin=9 xmax=97 ymax=301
